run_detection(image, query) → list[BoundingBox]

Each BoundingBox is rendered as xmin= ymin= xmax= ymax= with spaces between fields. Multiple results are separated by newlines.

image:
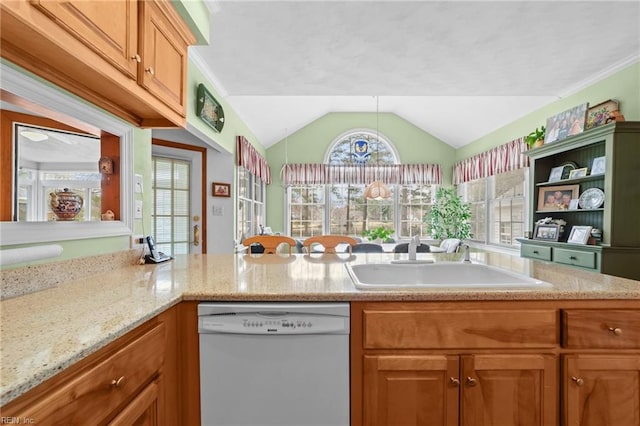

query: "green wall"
xmin=265 ymin=112 xmax=456 ymax=233
xmin=172 ymin=0 xmax=210 ymax=45
xmin=456 ymin=62 xmax=640 ymax=161
xmin=186 ymin=60 xmax=263 ymax=155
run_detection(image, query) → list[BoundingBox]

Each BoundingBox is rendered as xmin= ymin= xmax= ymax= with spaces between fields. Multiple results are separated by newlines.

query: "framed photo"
xmin=591 ymin=156 xmax=606 ymax=175
xmin=567 ymin=225 xmax=593 ymax=244
xmin=568 ymin=199 xmax=580 ymax=210
xmin=533 ymin=223 xmax=561 ymax=242
xmin=196 ymin=84 xmax=225 ymax=132
xmin=212 ymin=182 xmax=231 ymax=197
xmin=537 ymin=184 xmax=580 ymax=211
xmin=586 ymin=99 xmax=619 ymax=130
xmin=548 ymin=166 xmax=564 ymax=182
xmin=568 ymin=168 xmax=588 ymax=179
xmin=544 ymin=103 xmax=589 ymax=144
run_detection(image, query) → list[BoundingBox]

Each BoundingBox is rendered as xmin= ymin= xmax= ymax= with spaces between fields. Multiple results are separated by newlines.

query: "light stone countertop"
xmin=2 ymin=251 xmax=639 ymax=405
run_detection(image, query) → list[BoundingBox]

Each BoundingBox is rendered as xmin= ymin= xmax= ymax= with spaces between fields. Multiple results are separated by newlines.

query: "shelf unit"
xmin=520 ymin=121 xmax=640 ymax=280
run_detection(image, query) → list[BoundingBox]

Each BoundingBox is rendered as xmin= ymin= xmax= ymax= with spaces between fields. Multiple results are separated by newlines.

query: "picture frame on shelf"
xmin=548 ymin=166 xmax=564 ymax=182
xmin=537 ymin=184 xmax=580 ymax=211
xmin=591 ymin=156 xmax=606 ymax=175
xmin=568 ymin=199 xmax=580 ymax=210
xmin=544 ymin=103 xmax=589 ymax=144
xmin=533 ymin=223 xmax=561 ymax=242
xmin=585 ymin=99 xmax=619 ymax=130
xmin=568 ymin=168 xmax=588 ymax=179
xmin=212 ymin=182 xmax=231 ymax=197
xmin=567 ymin=225 xmax=593 ymax=244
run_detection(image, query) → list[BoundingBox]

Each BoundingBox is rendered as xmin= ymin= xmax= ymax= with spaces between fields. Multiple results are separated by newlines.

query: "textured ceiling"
xmin=191 ymin=0 xmax=640 ymax=148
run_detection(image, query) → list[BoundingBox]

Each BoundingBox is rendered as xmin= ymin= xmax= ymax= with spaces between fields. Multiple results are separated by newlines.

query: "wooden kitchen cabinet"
xmin=353 ymin=302 xmax=559 ymax=426
xmin=30 ymin=0 xmax=139 ymax=79
xmin=562 ymin=309 xmax=640 ymax=426
xmin=0 ymin=0 xmax=195 ymax=127
xmin=364 ymin=355 xmax=460 ymax=426
xmin=0 ymin=307 xmax=178 ymax=425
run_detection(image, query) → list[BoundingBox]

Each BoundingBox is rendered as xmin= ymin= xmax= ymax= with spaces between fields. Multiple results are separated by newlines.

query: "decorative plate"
xmin=578 ymin=188 xmax=605 ymax=209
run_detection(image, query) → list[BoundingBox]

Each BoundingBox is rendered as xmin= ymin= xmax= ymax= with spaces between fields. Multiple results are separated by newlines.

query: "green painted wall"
xmin=265 ymin=112 xmax=456 ymax=232
xmin=172 ymin=0 xmax=210 ymax=45
xmin=186 ymin=60 xmax=263 ymax=155
xmin=456 ymin=62 xmax=640 ymax=161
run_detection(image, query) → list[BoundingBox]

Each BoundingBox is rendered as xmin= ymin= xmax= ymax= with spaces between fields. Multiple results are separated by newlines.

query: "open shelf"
xmin=536 ymin=174 xmax=604 ymax=187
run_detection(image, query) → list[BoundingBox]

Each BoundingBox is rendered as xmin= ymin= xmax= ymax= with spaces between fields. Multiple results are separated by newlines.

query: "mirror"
xmin=0 ymin=62 xmax=134 ymax=245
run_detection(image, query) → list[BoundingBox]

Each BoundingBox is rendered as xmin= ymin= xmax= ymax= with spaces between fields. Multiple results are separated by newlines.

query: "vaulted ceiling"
xmin=191 ymin=0 xmax=640 ymax=149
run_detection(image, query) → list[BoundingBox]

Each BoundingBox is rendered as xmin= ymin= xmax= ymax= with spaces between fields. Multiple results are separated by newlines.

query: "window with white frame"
xmin=458 ymin=168 xmax=528 ymax=247
xmin=237 ymin=166 xmax=265 ymax=240
xmin=284 ymin=131 xmax=439 ymax=239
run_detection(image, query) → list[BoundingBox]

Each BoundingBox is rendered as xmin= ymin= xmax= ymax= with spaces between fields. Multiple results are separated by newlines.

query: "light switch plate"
xmin=213 ymin=205 xmax=223 ymax=216
xmin=135 ymin=200 xmax=143 ymax=219
xmin=134 ymin=174 xmax=143 ymax=193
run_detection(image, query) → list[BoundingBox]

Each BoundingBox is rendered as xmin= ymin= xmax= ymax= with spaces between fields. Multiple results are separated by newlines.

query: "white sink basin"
xmin=346 ymin=262 xmax=550 ymax=290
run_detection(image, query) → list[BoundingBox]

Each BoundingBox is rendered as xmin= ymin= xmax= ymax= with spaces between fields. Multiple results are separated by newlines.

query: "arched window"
xmin=286 ymin=130 xmax=438 ymax=240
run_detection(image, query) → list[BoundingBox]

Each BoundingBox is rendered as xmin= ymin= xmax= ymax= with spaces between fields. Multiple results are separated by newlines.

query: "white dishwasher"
xmin=198 ymin=302 xmax=350 ymax=426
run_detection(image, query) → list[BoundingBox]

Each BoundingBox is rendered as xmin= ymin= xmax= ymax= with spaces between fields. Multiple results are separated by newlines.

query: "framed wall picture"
xmin=212 ymin=182 xmax=231 ymax=197
xmin=548 ymin=166 xmax=564 ymax=182
xmin=568 ymin=168 xmax=588 ymax=179
xmin=544 ymin=103 xmax=589 ymax=144
xmin=533 ymin=223 xmax=561 ymax=242
xmin=567 ymin=225 xmax=593 ymax=244
xmin=196 ymin=83 xmax=225 ymax=132
xmin=537 ymin=184 xmax=580 ymax=211
xmin=586 ymin=99 xmax=619 ymax=129
xmin=591 ymin=156 xmax=606 ymax=175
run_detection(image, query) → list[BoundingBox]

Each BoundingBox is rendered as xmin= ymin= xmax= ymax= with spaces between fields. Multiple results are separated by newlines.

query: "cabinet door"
xmin=31 ymin=0 xmax=138 ymax=78
xmin=139 ymin=0 xmax=188 ymax=116
xmin=363 ymin=355 xmax=459 ymax=426
xmin=564 ymin=355 xmax=640 ymax=426
xmin=108 ymin=380 xmax=160 ymax=426
xmin=461 ymin=354 xmax=557 ymax=426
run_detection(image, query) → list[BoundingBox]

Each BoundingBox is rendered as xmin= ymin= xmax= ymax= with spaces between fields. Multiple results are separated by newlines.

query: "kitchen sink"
xmin=346 ymin=262 xmax=550 ymax=290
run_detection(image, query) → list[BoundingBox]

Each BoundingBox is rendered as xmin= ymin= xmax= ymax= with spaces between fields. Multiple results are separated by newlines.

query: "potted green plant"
xmin=525 ymin=125 xmax=546 ymax=148
xmin=362 ymin=226 xmax=394 ymax=243
xmin=424 ymin=187 xmax=472 ymax=240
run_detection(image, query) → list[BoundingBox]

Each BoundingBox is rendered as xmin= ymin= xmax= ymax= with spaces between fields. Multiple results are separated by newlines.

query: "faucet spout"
xmin=408 ymin=235 xmax=420 ymax=261
xmin=462 ymin=244 xmax=471 ymax=263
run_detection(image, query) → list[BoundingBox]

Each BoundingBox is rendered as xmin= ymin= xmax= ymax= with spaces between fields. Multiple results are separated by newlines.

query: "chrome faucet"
xmin=462 ymin=244 xmax=471 ymax=263
xmin=408 ymin=235 xmax=420 ymax=261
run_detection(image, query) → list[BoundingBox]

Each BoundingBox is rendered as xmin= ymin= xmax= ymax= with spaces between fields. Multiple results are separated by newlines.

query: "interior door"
xmin=151 ymin=140 xmax=205 ymax=255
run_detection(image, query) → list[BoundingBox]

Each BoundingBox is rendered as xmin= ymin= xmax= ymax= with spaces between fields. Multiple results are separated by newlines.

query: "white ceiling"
xmin=191 ymin=0 xmax=640 ymax=149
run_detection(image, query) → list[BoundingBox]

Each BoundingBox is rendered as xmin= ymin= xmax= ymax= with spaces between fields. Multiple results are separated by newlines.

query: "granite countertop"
xmin=2 ymin=250 xmax=639 ymax=405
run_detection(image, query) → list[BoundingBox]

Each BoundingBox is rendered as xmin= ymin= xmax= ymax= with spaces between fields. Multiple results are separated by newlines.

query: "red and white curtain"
xmin=453 ymin=137 xmax=528 ymax=185
xmin=237 ymin=136 xmax=271 ymax=184
xmin=281 ymin=163 xmax=442 ymax=185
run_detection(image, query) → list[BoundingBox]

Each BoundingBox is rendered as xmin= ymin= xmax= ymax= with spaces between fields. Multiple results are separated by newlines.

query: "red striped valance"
xmin=237 ymin=136 xmax=271 ymax=184
xmin=453 ymin=137 xmax=528 ymax=185
xmin=281 ymin=163 xmax=442 ymax=185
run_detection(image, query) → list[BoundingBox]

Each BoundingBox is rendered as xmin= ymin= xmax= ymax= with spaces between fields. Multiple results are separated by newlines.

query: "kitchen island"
xmin=2 ymin=250 xmax=639 ymax=424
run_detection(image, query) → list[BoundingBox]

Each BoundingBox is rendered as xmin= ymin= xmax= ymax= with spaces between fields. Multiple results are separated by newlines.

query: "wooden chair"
xmin=303 ymin=235 xmax=358 ymax=254
xmin=242 ymin=235 xmax=297 ymax=254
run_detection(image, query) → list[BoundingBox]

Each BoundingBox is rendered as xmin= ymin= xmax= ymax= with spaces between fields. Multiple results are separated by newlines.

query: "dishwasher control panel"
xmin=199 ymin=313 xmax=349 ymax=335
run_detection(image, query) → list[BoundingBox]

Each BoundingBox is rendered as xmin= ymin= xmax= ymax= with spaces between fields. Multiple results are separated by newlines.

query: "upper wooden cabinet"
xmin=30 ymin=0 xmax=139 ymax=79
xmin=0 ymin=0 xmax=195 ymax=127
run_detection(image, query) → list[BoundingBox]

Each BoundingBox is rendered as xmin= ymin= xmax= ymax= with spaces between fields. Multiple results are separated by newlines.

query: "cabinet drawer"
xmin=554 ymin=248 xmax=596 ymax=269
xmin=522 ymin=244 xmax=552 ymax=261
xmin=562 ymin=310 xmax=640 ymax=348
xmin=11 ymin=323 xmax=165 ymax=424
xmin=363 ymin=309 xmax=558 ymax=349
